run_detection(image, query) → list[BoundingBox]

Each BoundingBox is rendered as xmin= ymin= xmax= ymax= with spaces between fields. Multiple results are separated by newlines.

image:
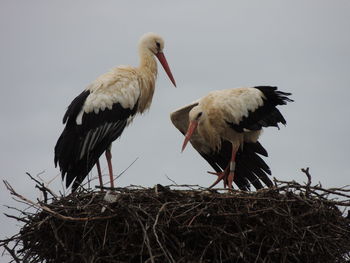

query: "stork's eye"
xmin=196 ymin=112 xmax=203 ymax=119
xmin=156 ymin=42 xmax=161 ymax=48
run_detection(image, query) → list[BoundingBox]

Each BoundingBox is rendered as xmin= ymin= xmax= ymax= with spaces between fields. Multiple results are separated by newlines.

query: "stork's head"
xmin=182 ymin=106 xmax=205 ymax=152
xmin=189 ymin=106 xmax=205 ymax=123
xmin=139 ymin=33 xmax=176 ymax=87
xmin=139 ymin=32 xmax=165 ymax=54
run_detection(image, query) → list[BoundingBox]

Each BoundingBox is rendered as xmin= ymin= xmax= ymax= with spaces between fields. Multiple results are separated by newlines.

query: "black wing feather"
xmin=197 ymin=140 xmax=272 ymax=190
xmin=228 ymin=86 xmax=293 ymax=132
xmin=54 ymin=90 xmax=138 ymax=191
xmin=54 ymin=90 xmax=90 ymax=167
xmin=62 ymin=90 xmax=90 ymax=125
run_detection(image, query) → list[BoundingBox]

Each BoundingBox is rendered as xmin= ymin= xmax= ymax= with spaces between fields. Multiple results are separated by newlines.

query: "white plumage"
xmin=82 ymin=68 xmax=141 ymax=115
xmin=55 ymin=33 xmax=176 ymax=191
xmin=171 ymin=86 xmax=292 ymax=189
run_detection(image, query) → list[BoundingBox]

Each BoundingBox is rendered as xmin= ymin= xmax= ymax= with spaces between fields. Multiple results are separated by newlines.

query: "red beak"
xmin=156 ymin=52 xmax=176 ymax=87
xmin=181 ymin=120 xmax=198 ymax=152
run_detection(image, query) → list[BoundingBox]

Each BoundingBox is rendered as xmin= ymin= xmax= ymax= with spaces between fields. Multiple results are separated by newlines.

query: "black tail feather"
xmin=199 ymin=140 xmax=272 ymax=190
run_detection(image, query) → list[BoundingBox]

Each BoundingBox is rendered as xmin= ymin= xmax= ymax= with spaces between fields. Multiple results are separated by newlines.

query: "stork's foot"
xmin=208 ymin=168 xmax=229 ymax=188
xmin=207 ymin=168 xmax=235 ymax=189
xmin=208 ymin=146 xmax=237 ymax=189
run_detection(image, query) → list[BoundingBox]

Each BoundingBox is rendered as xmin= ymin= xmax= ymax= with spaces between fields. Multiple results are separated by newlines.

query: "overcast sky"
xmin=1 ymin=0 xmax=350 ymax=259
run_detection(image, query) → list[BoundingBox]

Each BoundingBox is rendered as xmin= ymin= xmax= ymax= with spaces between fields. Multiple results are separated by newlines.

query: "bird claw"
xmin=208 ymin=170 xmax=229 ymax=188
xmin=207 ymin=171 xmax=222 ymax=176
xmin=207 ymin=169 xmax=235 ymax=189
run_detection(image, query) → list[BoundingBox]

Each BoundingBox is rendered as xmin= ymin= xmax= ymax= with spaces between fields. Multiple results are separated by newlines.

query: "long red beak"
xmin=181 ymin=120 xmax=198 ymax=152
xmin=156 ymin=52 xmax=176 ymax=87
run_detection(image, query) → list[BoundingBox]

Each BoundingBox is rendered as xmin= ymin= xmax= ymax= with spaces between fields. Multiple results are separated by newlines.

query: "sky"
xmin=1 ymin=0 xmax=350 ymax=260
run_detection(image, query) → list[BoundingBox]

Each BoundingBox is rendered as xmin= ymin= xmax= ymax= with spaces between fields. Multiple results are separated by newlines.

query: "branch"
xmin=3 ymin=180 xmax=119 ymax=222
xmin=25 ymin=172 xmax=58 ymax=200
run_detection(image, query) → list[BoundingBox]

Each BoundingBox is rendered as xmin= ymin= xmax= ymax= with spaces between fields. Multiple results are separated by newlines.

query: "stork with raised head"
xmin=55 ymin=33 xmax=176 ymax=191
xmin=171 ymin=86 xmax=293 ymax=190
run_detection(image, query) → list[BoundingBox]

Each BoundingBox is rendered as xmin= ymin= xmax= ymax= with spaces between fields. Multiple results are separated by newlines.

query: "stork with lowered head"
xmin=171 ymin=86 xmax=293 ymax=189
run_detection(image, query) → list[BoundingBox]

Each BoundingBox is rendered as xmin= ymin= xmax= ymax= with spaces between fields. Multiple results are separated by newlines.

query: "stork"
xmin=55 ymin=33 xmax=176 ymax=191
xmin=171 ymin=86 xmax=292 ymax=189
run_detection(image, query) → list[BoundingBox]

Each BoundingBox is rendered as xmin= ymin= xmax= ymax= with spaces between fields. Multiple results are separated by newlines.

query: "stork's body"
xmin=171 ymin=86 xmax=292 ymax=189
xmin=55 ymin=33 xmax=176 ymax=191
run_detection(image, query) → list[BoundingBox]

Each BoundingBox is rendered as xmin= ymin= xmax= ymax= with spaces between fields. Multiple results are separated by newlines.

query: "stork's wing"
xmin=170 ymin=101 xmax=199 ymax=134
xmin=170 ymin=102 xmax=273 ymax=190
xmin=55 ymin=73 xmax=140 ymax=190
xmin=227 ymin=86 xmax=293 ymax=132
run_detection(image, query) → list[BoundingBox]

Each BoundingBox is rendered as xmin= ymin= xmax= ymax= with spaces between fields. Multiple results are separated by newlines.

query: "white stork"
xmin=55 ymin=33 xmax=176 ymax=191
xmin=171 ymin=86 xmax=293 ymax=190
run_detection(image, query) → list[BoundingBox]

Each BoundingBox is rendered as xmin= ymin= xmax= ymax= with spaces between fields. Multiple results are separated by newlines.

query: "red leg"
xmin=96 ymin=159 xmax=103 ymax=190
xmin=105 ymin=149 xmax=115 ymax=188
xmin=227 ymin=145 xmax=238 ymax=189
xmin=208 ymin=145 xmax=238 ymax=189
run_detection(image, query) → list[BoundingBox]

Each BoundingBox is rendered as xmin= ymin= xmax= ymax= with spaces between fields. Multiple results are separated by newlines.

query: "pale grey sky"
xmin=1 ymin=0 xmax=350 ymax=259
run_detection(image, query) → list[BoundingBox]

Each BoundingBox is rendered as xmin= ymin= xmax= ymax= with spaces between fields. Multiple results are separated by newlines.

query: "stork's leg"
xmin=208 ymin=145 xmax=238 ymax=189
xmin=96 ymin=159 xmax=103 ymax=190
xmin=227 ymin=146 xmax=237 ymax=189
xmin=105 ymin=149 xmax=115 ymax=188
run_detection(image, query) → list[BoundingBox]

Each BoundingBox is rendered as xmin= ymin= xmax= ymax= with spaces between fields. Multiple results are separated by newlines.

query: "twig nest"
xmin=1 ymin=179 xmax=350 ymax=263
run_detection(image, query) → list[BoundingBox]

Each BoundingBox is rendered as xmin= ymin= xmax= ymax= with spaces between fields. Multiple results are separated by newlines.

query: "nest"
xmin=1 ymin=168 xmax=350 ymax=263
